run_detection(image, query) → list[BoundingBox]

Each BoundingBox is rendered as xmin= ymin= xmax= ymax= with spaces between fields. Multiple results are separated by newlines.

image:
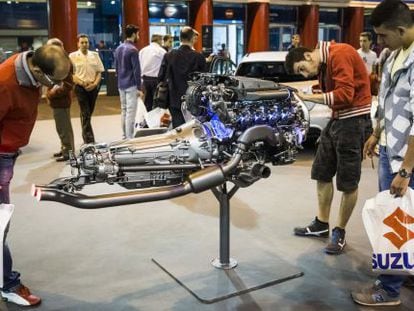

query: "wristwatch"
xmin=398 ymin=168 xmax=412 ymax=178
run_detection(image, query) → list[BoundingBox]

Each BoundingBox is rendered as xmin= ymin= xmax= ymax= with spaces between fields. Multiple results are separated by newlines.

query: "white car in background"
xmin=235 ymin=51 xmax=331 ymax=143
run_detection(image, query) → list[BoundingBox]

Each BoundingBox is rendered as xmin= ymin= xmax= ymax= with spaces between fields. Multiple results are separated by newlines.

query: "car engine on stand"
xmin=33 ymin=74 xmax=309 ymax=209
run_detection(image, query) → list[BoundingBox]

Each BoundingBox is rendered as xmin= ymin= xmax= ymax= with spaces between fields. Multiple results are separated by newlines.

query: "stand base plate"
xmin=152 ymin=251 xmax=303 ymax=304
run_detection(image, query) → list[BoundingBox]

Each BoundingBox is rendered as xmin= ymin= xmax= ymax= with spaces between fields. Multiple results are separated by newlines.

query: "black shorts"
xmin=311 ymin=115 xmax=372 ymax=192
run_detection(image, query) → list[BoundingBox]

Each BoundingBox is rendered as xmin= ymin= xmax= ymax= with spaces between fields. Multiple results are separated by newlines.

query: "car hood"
xmin=279 ymin=80 xmax=318 ymax=93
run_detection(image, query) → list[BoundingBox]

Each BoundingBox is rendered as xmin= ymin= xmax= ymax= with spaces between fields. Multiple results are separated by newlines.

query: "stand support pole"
xmin=211 ymin=183 xmax=239 ymax=269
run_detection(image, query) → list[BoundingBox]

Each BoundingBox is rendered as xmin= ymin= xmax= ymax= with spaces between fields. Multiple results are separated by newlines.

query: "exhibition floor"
xmin=2 ymin=97 xmax=413 ymax=311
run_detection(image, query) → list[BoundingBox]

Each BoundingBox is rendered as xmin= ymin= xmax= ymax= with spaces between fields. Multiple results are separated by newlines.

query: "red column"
xmin=246 ymin=2 xmax=269 ymax=52
xmin=342 ymin=7 xmax=364 ymax=49
xmin=48 ymin=0 xmax=77 ymax=53
xmin=122 ymin=0 xmax=149 ymax=50
xmin=189 ymin=0 xmax=213 ymax=52
xmin=298 ymin=5 xmax=319 ymax=49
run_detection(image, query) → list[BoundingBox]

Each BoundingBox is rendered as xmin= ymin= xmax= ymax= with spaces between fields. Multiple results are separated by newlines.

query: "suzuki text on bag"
xmin=362 ymin=189 xmax=414 ymax=275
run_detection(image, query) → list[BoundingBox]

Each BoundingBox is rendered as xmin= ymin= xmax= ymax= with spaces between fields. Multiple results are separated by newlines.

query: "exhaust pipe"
xmin=35 ymin=183 xmax=194 ymax=209
xmin=33 ymin=126 xmax=276 ymax=209
xmin=34 ymin=164 xmax=227 ymax=209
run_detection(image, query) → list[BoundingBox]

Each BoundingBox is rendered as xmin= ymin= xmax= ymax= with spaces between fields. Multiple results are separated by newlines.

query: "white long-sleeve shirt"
xmin=139 ymin=42 xmax=166 ymax=78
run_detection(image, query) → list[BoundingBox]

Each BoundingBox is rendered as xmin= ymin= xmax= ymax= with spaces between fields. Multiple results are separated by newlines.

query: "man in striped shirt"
xmin=285 ymin=41 xmax=372 ymax=255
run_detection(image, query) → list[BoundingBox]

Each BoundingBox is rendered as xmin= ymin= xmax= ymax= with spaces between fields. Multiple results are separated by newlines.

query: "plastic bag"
xmin=135 ymin=97 xmax=147 ymax=129
xmin=362 ymin=189 xmax=414 ymax=275
xmin=0 ymin=204 xmax=14 ymax=287
xmin=145 ymin=107 xmax=171 ymax=128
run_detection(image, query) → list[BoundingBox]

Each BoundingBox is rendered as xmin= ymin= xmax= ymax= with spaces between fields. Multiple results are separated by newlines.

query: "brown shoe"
xmin=1 ymin=284 xmax=41 ymax=306
xmin=53 ymin=151 xmax=62 ymax=158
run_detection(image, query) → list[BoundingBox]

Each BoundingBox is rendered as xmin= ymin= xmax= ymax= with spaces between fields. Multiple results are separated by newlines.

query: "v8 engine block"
xmin=33 ymin=74 xmax=309 ymax=209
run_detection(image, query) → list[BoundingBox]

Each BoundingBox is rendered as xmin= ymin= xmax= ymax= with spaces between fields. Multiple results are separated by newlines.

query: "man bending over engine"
xmin=0 ymin=44 xmax=70 ymax=306
xmin=284 ymin=42 xmax=372 ymax=255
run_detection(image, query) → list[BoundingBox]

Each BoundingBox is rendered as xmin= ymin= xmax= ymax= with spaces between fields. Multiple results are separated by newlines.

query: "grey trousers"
xmin=53 ymin=107 xmax=75 ymax=155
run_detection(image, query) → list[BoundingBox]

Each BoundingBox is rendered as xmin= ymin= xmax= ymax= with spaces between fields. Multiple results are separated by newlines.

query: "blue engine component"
xmin=184 ymin=74 xmax=308 ymax=147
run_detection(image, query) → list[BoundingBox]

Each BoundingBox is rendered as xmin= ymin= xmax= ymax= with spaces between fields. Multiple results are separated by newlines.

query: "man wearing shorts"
xmin=285 ymin=41 xmax=372 ymax=255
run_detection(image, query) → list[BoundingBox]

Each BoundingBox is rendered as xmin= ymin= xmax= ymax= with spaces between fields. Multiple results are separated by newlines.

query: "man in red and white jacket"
xmin=285 ymin=41 xmax=372 ymax=255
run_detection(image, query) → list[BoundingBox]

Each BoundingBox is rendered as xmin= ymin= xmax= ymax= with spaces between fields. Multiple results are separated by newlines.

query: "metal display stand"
xmin=210 ymin=183 xmax=239 ymax=270
xmin=152 ymin=182 xmax=304 ymax=304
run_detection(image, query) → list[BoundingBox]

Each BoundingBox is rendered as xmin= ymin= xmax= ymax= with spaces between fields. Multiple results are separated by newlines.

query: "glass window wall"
xmin=269 ymin=6 xmax=297 ymax=51
xmin=149 ymin=1 xmax=187 ymax=49
xmin=213 ymin=3 xmax=245 ymax=65
xmin=0 ymin=0 xmax=48 ymax=63
xmin=319 ymin=8 xmax=341 ymax=42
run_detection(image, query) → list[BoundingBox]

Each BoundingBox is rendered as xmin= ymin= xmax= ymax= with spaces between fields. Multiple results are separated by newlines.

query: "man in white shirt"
xmin=139 ymin=34 xmax=166 ymax=111
xmin=69 ymin=34 xmax=104 ymax=144
xmin=357 ymin=32 xmax=378 ymax=74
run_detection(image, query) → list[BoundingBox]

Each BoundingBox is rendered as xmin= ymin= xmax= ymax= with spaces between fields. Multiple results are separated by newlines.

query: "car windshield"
xmin=236 ymin=62 xmax=314 ymax=83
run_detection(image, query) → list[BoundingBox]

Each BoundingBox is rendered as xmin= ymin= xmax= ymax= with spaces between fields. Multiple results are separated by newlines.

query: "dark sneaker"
xmin=351 ymin=282 xmax=401 ymax=306
xmin=325 ymin=227 xmax=346 ymax=255
xmin=55 ymin=154 xmax=69 ymax=162
xmin=1 ymin=284 xmax=41 ymax=306
xmin=53 ymin=151 xmax=62 ymax=158
xmin=294 ymin=217 xmax=329 ymax=237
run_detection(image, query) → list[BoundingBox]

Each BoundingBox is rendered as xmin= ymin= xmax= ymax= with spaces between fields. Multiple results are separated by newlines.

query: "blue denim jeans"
xmin=377 ymin=146 xmax=414 ymax=297
xmin=0 ymin=153 xmax=21 ymax=290
xmin=119 ymin=86 xmax=138 ymax=139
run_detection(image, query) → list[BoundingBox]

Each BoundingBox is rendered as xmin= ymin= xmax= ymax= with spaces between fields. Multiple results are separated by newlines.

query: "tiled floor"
xmin=2 ymin=96 xmax=413 ymax=310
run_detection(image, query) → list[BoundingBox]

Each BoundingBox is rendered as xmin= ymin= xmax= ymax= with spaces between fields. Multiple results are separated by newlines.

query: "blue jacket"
xmin=114 ymin=41 xmax=141 ymax=90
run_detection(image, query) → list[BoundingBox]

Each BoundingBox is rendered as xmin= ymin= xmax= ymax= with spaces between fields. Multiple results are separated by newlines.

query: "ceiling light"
xmin=149 ymin=6 xmax=159 ymax=13
xmin=164 ymin=6 xmax=177 ymax=17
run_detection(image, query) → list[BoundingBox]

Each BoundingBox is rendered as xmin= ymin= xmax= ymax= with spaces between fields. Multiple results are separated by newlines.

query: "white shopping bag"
xmin=135 ymin=97 xmax=147 ymax=128
xmin=145 ymin=107 xmax=171 ymax=128
xmin=0 ymin=204 xmax=14 ymax=287
xmin=362 ymin=189 xmax=414 ymax=275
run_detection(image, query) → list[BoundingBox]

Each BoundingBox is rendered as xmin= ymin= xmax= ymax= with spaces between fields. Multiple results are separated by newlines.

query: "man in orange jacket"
xmin=0 ymin=44 xmax=70 ymax=306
